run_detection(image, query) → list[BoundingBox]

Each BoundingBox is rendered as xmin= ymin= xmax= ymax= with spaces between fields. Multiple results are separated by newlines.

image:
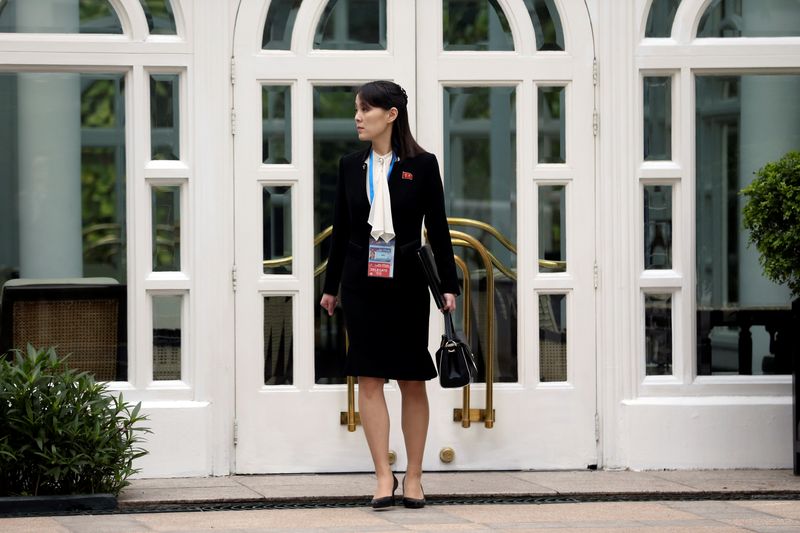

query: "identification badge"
xmin=367 ymin=238 xmax=395 ymax=278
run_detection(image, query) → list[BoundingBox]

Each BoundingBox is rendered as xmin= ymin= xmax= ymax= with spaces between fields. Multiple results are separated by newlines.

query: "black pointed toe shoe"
xmin=402 ymin=476 xmax=426 ymax=509
xmin=370 ymin=475 xmax=399 ymax=510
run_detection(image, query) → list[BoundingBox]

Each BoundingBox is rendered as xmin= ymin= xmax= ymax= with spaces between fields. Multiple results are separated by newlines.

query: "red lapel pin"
xmin=402 ymin=171 xmax=414 ymax=180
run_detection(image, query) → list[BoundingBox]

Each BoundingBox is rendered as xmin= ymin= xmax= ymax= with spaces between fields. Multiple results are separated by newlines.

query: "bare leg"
xmin=358 ymin=376 xmax=394 ymax=499
xmin=398 ymin=379 xmax=428 ymax=499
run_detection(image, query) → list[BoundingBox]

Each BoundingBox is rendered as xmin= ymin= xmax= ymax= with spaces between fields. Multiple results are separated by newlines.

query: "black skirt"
xmin=340 ymin=277 xmax=437 ymax=381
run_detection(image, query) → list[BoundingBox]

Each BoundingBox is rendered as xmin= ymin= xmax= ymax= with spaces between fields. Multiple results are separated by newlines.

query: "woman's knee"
xmin=358 ymin=376 xmax=385 ymax=399
xmin=397 ymin=380 xmax=427 ymax=396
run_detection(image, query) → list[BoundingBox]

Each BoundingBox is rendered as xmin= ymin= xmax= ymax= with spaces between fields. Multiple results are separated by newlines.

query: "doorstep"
xmin=118 ymin=470 xmax=800 ymax=509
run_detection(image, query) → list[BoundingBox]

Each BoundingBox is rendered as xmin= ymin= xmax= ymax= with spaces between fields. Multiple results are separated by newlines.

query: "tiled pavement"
xmin=1 ymin=470 xmax=800 ymax=532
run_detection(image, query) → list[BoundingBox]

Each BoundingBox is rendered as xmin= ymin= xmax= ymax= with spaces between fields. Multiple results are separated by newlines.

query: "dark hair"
xmin=356 ymin=80 xmax=426 ymax=160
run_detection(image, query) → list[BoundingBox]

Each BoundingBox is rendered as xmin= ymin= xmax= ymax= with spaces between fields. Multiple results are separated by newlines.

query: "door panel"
xmin=234 ymin=0 xmax=596 ymax=472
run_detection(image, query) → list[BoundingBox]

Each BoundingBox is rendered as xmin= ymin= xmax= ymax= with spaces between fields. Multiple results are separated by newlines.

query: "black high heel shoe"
xmin=402 ymin=476 xmax=426 ymax=509
xmin=370 ymin=475 xmax=398 ymax=510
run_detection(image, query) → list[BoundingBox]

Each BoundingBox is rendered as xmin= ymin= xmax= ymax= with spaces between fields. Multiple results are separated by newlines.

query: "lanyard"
xmin=368 ymin=150 xmax=395 ymax=204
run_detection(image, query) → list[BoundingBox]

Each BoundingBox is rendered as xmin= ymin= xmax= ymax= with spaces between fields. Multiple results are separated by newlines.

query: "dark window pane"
xmin=698 ymin=0 xmax=800 ymax=38
xmin=265 ymin=296 xmax=293 ymax=385
xmin=444 ymin=86 xmax=517 ymax=383
xmin=263 ymin=0 xmax=302 ymax=50
xmin=643 ymin=76 xmax=672 ymax=161
xmin=139 ymin=0 xmax=177 ymax=35
xmin=538 ymin=86 xmax=565 ymax=163
xmin=152 ymin=186 xmax=180 ymax=272
xmin=644 ymin=185 xmax=672 ymax=270
xmin=645 ymin=293 xmax=672 ymax=376
xmin=645 ymin=0 xmax=681 ymax=38
xmin=539 ymin=293 xmax=566 ymax=382
xmin=262 ymin=85 xmax=291 ymax=164
xmin=522 ymin=0 xmax=564 ymax=51
xmin=0 ymin=0 xmax=123 ymax=34
xmin=153 ymin=294 xmax=181 ymax=381
xmin=313 ymin=85 xmax=360 ymax=385
xmin=150 ymin=74 xmax=180 ymax=160
xmin=538 ymin=185 xmax=566 ymax=273
xmin=443 ymin=0 xmax=514 ymax=51
xmin=314 ymin=0 xmax=386 ymax=50
xmin=695 ymin=74 xmax=798 ymax=376
xmin=263 ymin=186 xmax=292 ymax=275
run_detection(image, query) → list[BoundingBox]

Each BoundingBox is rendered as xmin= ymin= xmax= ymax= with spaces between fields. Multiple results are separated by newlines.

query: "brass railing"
xmin=290 ymin=217 xmax=561 ymax=431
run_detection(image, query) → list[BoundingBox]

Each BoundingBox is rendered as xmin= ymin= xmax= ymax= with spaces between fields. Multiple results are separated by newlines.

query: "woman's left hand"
xmin=441 ymin=293 xmax=457 ymax=313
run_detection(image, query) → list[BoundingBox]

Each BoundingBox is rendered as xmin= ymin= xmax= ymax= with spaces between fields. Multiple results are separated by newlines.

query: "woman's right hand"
xmin=320 ymin=293 xmax=338 ymax=316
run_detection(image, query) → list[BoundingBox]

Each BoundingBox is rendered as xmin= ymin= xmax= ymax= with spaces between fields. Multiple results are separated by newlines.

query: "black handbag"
xmin=436 ymin=311 xmax=478 ymax=388
xmin=417 ymin=244 xmax=477 ymax=388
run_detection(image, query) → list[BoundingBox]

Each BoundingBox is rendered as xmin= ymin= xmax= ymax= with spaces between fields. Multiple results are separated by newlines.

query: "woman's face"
xmin=354 ymin=94 xmax=396 ymax=143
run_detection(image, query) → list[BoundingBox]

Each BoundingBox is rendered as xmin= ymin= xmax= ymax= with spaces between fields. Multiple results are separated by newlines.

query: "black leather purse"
xmin=436 ymin=311 xmax=478 ymax=388
xmin=417 ymin=244 xmax=478 ymax=388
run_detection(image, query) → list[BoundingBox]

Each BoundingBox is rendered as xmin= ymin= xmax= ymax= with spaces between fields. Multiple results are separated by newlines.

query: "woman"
xmin=320 ymin=80 xmax=460 ymax=510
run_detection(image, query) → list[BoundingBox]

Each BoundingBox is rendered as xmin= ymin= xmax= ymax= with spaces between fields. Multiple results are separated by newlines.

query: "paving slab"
xmin=649 ymin=469 xmax=800 ymax=493
xmin=509 ymin=470 xmax=695 ymax=495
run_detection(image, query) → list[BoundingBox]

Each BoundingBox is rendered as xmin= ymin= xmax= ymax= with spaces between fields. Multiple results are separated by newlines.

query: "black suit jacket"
xmin=323 ymin=148 xmax=460 ymax=297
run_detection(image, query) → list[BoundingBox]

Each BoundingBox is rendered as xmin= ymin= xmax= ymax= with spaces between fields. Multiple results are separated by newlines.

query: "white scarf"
xmin=366 ymin=150 xmax=396 ymax=242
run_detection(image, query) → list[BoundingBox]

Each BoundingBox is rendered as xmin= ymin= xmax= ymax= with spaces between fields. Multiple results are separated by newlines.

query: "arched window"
xmin=644 ymin=0 xmax=680 ymax=38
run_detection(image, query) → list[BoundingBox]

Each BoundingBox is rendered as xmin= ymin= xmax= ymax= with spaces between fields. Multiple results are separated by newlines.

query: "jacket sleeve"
xmin=424 ymin=154 xmax=461 ymax=296
xmin=322 ymin=157 xmax=349 ymax=296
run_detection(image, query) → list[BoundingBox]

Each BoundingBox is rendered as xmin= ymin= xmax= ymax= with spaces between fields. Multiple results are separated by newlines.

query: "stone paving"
xmin=1 ymin=470 xmax=800 ymax=532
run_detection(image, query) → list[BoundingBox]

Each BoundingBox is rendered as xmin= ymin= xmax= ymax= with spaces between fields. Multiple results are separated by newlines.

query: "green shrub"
xmin=0 ymin=346 xmax=149 ymax=496
xmin=741 ymin=150 xmax=800 ymax=298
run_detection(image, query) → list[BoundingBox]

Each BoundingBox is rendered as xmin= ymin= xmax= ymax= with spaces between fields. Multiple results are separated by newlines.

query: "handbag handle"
xmin=443 ymin=310 xmax=457 ymax=340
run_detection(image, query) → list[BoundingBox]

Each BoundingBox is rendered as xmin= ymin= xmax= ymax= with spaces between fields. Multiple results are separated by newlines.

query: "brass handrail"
xmin=266 ymin=221 xmax=564 ymax=274
xmin=452 ymin=255 xmax=472 ymax=428
xmin=449 ymin=229 xmax=495 ymax=429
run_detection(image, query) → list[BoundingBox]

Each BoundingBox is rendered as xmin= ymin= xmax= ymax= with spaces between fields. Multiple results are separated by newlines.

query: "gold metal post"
xmin=452 ymin=255 xmax=472 ymax=428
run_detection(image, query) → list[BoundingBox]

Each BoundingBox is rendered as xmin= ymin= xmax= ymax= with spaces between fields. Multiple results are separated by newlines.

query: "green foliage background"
xmin=741 ymin=151 xmax=800 ymax=297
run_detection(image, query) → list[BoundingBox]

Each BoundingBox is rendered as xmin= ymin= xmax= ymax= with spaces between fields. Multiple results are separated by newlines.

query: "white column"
xmin=17 ymin=0 xmax=82 ymax=278
xmin=738 ymin=0 xmax=800 ymax=306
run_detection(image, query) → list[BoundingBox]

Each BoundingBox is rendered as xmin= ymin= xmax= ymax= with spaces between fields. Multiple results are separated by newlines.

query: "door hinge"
xmin=231 ymin=265 xmax=238 ymax=292
xmin=230 ymin=57 xmax=236 ymax=86
xmin=593 ymin=261 xmax=599 ymax=289
xmin=594 ymin=413 xmax=600 ymax=442
xmin=233 ymin=419 xmax=239 ymax=446
xmin=592 ymin=110 xmax=599 ymax=137
xmin=592 ymin=59 xmax=598 ymax=87
xmin=230 ymin=108 xmax=237 ymax=136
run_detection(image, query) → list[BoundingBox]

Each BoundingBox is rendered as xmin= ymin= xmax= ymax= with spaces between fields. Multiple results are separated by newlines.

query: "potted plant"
xmin=741 ymin=150 xmax=800 ymax=299
xmin=740 ymin=150 xmax=800 ymax=475
xmin=0 ymin=346 xmax=149 ymax=513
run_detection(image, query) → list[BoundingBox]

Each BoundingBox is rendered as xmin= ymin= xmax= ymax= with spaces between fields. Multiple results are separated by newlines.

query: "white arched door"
xmin=233 ymin=0 xmax=597 ymax=473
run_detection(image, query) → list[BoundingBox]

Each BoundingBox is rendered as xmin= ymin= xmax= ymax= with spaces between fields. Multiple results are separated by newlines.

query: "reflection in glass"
xmin=152 ymin=186 xmax=180 ymax=272
xmin=644 ymin=293 xmax=672 ymax=376
xmin=538 ymin=86 xmax=565 ymax=163
xmin=150 ymin=74 xmax=180 ymax=160
xmin=645 ymin=0 xmax=681 ymax=38
xmin=522 ymin=0 xmax=564 ymax=51
xmin=644 ymin=185 xmax=672 ymax=270
xmin=443 ymin=0 xmax=513 ymax=51
xmin=264 ymin=296 xmax=293 ymax=385
xmin=444 ymin=86 xmax=517 ymax=383
xmin=153 ymin=295 xmax=181 ymax=381
xmin=313 ymin=86 xmax=360 ymax=384
xmin=539 ymin=293 xmax=566 ymax=382
xmin=698 ymin=0 xmax=800 ymax=38
xmin=538 ymin=185 xmax=565 ymax=273
xmin=643 ymin=76 xmax=671 ymax=161
xmin=263 ymin=186 xmax=292 ymax=275
xmin=314 ymin=0 xmax=386 ymax=50
xmin=695 ymin=74 xmax=798 ymax=376
xmin=139 ymin=0 xmax=177 ymax=35
xmin=263 ymin=0 xmax=302 ymax=49
xmin=0 ymin=72 xmax=127 ymax=381
xmin=262 ymin=85 xmax=291 ymax=164
xmin=0 ymin=0 xmax=123 ymax=33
